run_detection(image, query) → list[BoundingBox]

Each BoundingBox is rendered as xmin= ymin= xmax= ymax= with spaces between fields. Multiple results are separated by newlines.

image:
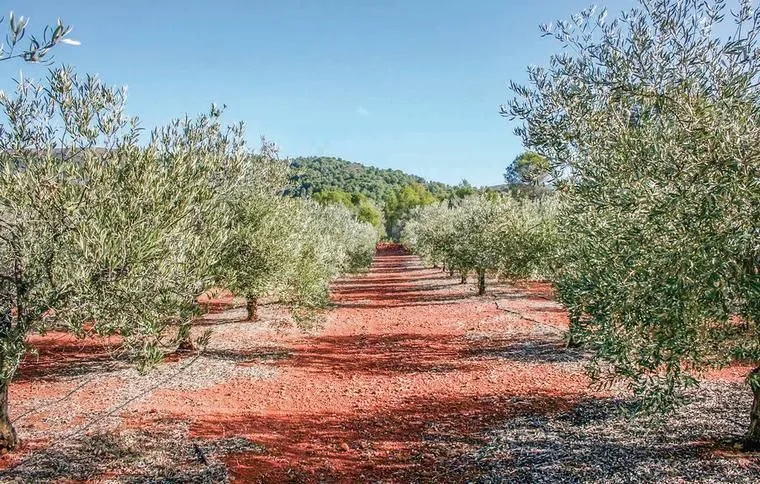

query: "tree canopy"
xmin=402 ymin=194 xmax=558 ymax=295
xmin=505 ymin=0 xmax=760 ymax=447
xmin=505 ymin=151 xmax=549 ymax=186
xmin=0 ymin=68 xmax=379 ymax=450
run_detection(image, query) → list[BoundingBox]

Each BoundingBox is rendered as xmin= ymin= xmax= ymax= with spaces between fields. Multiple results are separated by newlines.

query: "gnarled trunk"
xmin=745 ymin=367 xmax=760 ymax=450
xmin=477 ymin=269 xmax=486 ymax=295
xmin=246 ymin=294 xmax=258 ymax=321
xmin=176 ymin=322 xmax=194 ymax=351
xmin=0 ymin=381 xmax=17 ymax=451
xmin=565 ymin=325 xmax=582 ymax=348
xmin=460 ymin=272 xmax=467 ymax=284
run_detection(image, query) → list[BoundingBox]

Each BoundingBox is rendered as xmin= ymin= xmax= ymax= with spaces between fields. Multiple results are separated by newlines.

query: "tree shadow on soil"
xmin=332 ymin=272 xmax=475 ymax=308
xmin=335 ymin=293 xmax=473 ymax=309
xmin=332 ymin=283 xmax=455 ymax=294
xmin=461 ymin=395 xmax=760 ymax=483
xmin=332 ymin=273 xmax=447 ymax=286
xmin=276 ymin=333 xmax=475 ymax=376
xmin=0 ymin=422 xmax=265 ymax=482
xmin=198 ymin=333 xmax=585 ymax=376
xmin=332 ymin=255 xmax=569 ymax=311
xmin=16 ymin=339 xmax=128 ymax=383
xmin=364 ymin=267 xmax=427 ymax=274
xmin=201 ymin=347 xmax=292 ymax=363
xmin=188 ymin=391 xmax=588 ymax=482
xmin=13 ymin=393 xmax=751 ymax=483
xmin=490 ymin=290 xmax=553 ymax=301
xmin=464 ymin=337 xmax=586 ymax=364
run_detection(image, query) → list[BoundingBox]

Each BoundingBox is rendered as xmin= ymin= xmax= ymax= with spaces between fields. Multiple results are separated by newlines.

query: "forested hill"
xmin=287 ymin=156 xmax=452 ymax=203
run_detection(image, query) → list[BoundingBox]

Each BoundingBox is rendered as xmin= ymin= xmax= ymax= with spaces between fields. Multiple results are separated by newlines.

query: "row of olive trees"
xmin=506 ymin=0 xmax=760 ymax=447
xmin=215 ymin=146 xmax=378 ymax=322
xmin=402 ymin=195 xmax=558 ymax=295
xmin=0 ymin=66 xmax=378 ymax=450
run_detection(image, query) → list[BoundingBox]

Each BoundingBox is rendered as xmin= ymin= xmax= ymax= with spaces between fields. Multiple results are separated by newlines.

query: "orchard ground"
xmin=1 ymin=244 xmax=758 ymax=482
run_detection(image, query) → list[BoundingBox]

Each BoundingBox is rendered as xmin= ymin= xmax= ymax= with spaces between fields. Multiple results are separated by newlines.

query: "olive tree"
xmin=214 ymin=140 xmax=296 ymax=321
xmin=401 ymin=202 xmax=456 ymax=272
xmin=284 ymin=200 xmax=378 ymax=314
xmin=493 ymin=196 xmax=559 ymax=282
xmin=0 ymin=67 xmax=247 ymax=449
xmin=217 ymin=154 xmax=378 ymax=322
xmin=505 ymin=0 xmax=760 ymax=446
xmin=449 ymin=197 xmax=505 ymax=294
xmin=403 ymin=201 xmax=473 ymax=280
xmin=403 ymin=195 xmax=558 ymax=294
xmin=318 ymin=202 xmax=379 ymax=273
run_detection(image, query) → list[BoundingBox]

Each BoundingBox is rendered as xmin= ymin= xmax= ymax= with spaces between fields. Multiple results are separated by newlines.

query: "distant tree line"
xmin=288 ymin=155 xmax=544 ymax=239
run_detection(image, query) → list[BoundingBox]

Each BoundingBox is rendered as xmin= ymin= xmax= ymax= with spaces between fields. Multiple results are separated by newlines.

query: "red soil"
xmin=132 ymin=245 xmax=591 ymax=481
xmin=15 ymin=244 xmax=751 ymax=480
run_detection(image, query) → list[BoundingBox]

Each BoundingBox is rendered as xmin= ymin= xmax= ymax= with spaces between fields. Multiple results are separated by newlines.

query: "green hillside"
xmin=286 ymin=156 xmax=491 ymax=238
xmin=287 ymin=156 xmax=452 ymax=203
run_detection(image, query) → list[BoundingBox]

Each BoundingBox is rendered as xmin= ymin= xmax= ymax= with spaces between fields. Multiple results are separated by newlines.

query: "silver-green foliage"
xmin=1 ymin=12 xmax=76 ymax=64
xmin=0 ymin=65 xmax=379 ymax=373
xmin=0 ymin=67 xmax=250 ymax=378
xmin=217 ymin=148 xmax=378 ymax=319
xmin=402 ymin=202 xmax=455 ymax=268
xmin=0 ymin=66 xmax=378 ymax=448
xmin=491 ymin=196 xmax=559 ymax=281
xmin=214 ymin=141 xmax=294 ymax=311
xmin=402 ymin=195 xmax=558 ymax=291
xmin=284 ymin=200 xmax=378 ymax=312
xmin=505 ymin=0 xmax=760 ymax=416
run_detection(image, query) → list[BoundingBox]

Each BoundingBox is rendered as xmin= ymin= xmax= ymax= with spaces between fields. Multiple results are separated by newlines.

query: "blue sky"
xmin=6 ymin=0 xmax=635 ymax=186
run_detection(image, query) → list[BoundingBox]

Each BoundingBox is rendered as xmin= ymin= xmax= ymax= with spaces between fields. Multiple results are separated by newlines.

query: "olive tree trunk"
xmin=565 ymin=326 xmax=582 ymax=348
xmin=0 ymin=381 xmax=17 ymax=451
xmin=477 ymin=269 xmax=486 ymax=295
xmin=176 ymin=321 xmax=194 ymax=351
xmin=246 ymin=294 xmax=258 ymax=321
xmin=745 ymin=367 xmax=760 ymax=450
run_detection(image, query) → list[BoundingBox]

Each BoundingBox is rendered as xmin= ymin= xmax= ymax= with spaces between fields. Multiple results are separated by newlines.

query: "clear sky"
xmin=6 ymin=0 xmax=635 ymax=186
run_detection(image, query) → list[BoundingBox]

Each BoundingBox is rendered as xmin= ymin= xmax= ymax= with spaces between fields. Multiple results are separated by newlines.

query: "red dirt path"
xmin=136 ymin=245 xmax=591 ymax=481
